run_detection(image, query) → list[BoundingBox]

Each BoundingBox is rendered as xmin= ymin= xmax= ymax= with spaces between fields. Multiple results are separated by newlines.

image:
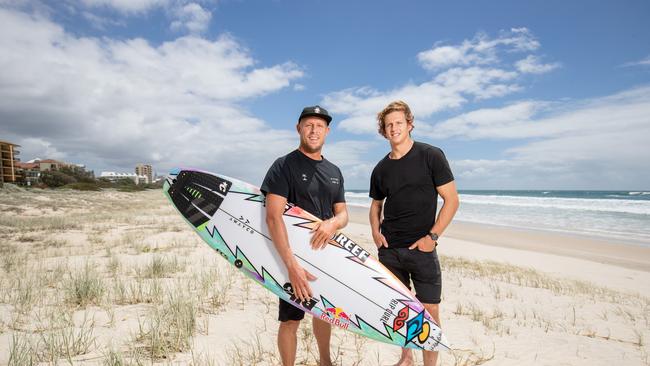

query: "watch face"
xmin=429 ymin=233 xmax=438 ymax=241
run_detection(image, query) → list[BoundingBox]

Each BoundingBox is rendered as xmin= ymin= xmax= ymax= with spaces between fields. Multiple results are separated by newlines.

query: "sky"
xmin=1 ymin=0 xmax=649 ymax=190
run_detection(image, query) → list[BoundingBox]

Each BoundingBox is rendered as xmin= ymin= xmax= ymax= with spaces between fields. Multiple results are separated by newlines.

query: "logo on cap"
xmin=299 ymin=105 xmax=332 ymax=124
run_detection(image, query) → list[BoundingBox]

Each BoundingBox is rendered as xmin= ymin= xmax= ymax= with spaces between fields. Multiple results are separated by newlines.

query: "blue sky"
xmin=1 ymin=0 xmax=649 ymax=189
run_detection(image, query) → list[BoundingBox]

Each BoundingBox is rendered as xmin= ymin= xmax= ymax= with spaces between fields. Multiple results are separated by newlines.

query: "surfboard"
xmin=163 ymin=168 xmax=450 ymax=351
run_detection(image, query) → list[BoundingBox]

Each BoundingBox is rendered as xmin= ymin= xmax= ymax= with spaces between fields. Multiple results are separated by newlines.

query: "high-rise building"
xmin=0 ymin=140 xmax=20 ymax=185
xmin=135 ymin=164 xmax=153 ymax=184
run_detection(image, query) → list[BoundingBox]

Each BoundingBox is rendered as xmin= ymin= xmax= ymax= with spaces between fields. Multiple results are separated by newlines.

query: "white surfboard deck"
xmin=163 ymin=168 xmax=449 ymax=351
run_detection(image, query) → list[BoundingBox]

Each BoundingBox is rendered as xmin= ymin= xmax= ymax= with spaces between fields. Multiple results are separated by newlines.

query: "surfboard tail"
xmin=167 ymin=169 xmax=233 ymax=228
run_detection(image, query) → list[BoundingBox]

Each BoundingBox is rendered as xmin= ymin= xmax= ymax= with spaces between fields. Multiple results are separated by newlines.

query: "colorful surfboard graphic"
xmin=164 ymin=168 xmax=450 ymax=351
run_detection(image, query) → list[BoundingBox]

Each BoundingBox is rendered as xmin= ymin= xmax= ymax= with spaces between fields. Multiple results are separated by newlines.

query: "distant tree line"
xmin=39 ymin=166 xmax=162 ymax=191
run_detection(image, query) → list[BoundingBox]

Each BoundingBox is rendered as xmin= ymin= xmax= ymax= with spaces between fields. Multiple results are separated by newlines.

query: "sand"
xmin=1 ymin=188 xmax=649 ymax=365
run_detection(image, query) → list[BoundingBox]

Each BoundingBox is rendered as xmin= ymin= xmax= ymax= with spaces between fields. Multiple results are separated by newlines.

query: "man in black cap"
xmin=261 ymin=105 xmax=348 ymax=366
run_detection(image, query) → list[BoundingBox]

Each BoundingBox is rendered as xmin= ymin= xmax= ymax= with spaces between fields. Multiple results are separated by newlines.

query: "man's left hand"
xmin=408 ymin=235 xmax=437 ymax=252
xmin=310 ymin=219 xmax=337 ymax=250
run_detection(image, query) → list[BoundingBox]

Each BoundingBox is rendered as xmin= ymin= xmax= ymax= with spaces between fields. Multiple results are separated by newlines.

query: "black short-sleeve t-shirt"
xmin=369 ymin=141 xmax=454 ymax=248
xmin=261 ymin=150 xmax=345 ymax=220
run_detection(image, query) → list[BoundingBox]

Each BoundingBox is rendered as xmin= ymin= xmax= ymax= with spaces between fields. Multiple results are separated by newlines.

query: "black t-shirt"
xmin=369 ymin=141 xmax=454 ymax=248
xmin=261 ymin=150 xmax=345 ymax=220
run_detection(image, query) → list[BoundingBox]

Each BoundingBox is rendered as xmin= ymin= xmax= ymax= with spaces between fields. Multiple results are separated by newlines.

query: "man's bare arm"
xmin=369 ymin=199 xmax=388 ymax=248
xmin=310 ymin=202 xmax=348 ymax=249
xmin=408 ymin=180 xmax=459 ymax=251
xmin=265 ymin=193 xmax=315 ymax=302
xmin=431 ymin=180 xmax=459 ymax=237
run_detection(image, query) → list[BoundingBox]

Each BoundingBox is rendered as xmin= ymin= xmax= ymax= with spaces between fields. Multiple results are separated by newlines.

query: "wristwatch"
xmin=429 ymin=232 xmax=439 ymax=243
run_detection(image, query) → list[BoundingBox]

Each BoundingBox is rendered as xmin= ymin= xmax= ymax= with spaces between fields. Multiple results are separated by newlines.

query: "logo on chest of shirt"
xmin=330 ymin=177 xmax=339 ymax=185
xmin=301 ymin=173 xmax=308 ymax=182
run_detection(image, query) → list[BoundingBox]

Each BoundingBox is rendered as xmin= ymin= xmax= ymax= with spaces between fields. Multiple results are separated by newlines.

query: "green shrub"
xmin=40 ymin=171 xmax=76 ymax=188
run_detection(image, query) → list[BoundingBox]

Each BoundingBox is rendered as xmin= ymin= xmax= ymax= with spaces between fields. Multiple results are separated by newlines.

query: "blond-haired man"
xmin=369 ymin=100 xmax=459 ymax=366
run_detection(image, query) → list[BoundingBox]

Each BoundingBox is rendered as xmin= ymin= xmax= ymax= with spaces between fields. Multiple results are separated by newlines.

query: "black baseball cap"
xmin=299 ymin=105 xmax=332 ymax=125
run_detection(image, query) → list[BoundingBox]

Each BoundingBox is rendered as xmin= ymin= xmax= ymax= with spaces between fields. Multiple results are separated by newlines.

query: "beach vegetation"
xmin=224 ymin=331 xmax=275 ymax=366
xmin=195 ymin=267 xmax=234 ymax=314
xmin=107 ymin=255 xmax=121 ymax=277
xmin=36 ymin=311 xmax=96 ymax=363
xmin=634 ymin=329 xmax=645 ymax=347
xmin=3 ymin=187 xmax=650 ymax=364
xmin=190 ymin=352 xmax=218 ymax=366
xmin=137 ymin=255 xmax=184 ymax=279
xmin=40 ymin=170 xmax=77 ymax=187
xmin=101 ymin=346 xmax=147 ymax=366
xmin=64 ymin=263 xmax=106 ymax=306
xmin=2 ymin=252 xmax=25 ymax=273
xmin=134 ymin=288 xmax=197 ymax=359
xmin=41 ymin=238 xmax=68 ymax=249
xmin=441 ymin=255 xmax=637 ymax=303
xmin=62 ymin=182 xmax=103 ymax=191
xmin=101 ymin=347 xmax=126 ymax=366
xmin=0 ymin=215 xmax=81 ymax=231
xmin=8 ymin=333 xmax=36 ymax=366
xmin=451 ymin=342 xmax=496 ymax=366
xmin=112 ymin=277 xmax=163 ymax=305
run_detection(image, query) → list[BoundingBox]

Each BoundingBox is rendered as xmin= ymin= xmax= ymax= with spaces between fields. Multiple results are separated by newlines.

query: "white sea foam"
xmin=346 ymin=192 xmax=650 ymax=215
xmin=458 ymin=194 xmax=650 ymax=216
xmin=344 ymin=191 xmax=650 ymax=244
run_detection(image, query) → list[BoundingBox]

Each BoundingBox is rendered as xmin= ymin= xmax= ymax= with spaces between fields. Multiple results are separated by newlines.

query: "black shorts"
xmin=278 ymin=298 xmax=305 ymax=322
xmin=378 ymin=247 xmax=442 ymax=304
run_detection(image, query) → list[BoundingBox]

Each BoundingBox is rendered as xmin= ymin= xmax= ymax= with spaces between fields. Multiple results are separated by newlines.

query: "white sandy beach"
xmin=1 ymin=188 xmax=649 ymax=365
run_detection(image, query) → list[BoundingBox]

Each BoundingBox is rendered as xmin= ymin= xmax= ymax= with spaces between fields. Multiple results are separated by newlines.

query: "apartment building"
xmin=135 ymin=164 xmax=153 ymax=184
xmin=36 ymin=159 xmax=70 ymax=171
xmin=15 ymin=162 xmax=40 ymax=186
xmin=0 ymin=140 xmax=20 ymax=185
xmin=100 ymin=171 xmax=148 ymax=185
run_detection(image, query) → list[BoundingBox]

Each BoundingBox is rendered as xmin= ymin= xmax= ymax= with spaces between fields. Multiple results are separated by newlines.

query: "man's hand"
xmin=408 ymin=235 xmax=437 ymax=252
xmin=372 ymin=230 xmax=389 ymax=249
xmin=287 ymin=263 xmax=317 ymax=302
xmin=310 ymin=219 xmax=337 ymax=250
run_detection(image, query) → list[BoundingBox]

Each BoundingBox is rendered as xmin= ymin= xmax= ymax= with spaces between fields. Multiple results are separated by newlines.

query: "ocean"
xmin=344 ymin=190 xmax=650 ymax=246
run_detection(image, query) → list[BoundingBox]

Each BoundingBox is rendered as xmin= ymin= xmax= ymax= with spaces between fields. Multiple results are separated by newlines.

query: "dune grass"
xmin=134 ymin=287 xmax=197 ymax=359
xmin=2 ymin=188 xmax=649 ymax=365
xmin=64 ymin=263 xmax=106 ymax=307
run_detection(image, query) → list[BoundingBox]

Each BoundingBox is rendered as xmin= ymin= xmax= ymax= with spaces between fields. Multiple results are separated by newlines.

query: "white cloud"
xmin=18 ymin=137 xmax=67 ymax=161
xmin=82 ymin=10 xmax=126 ymax=30
xmin=418 ymin=101 xmax=546 ymax=139
xmin=328 ymin=29 xmax=556 ymax=136
xmin=417 ymin=28 xmax=540 ymax=71
xmin=621 ymin=55 xmax=650 ymax=67
xmin=0 ymin=7 xmax=304 ymax=183
xmin=324 ymin=82 xmax=465 ymax=135
xmin=441 ymin=87 xmax=650 ymax=189
xmin=322 ymin=140 xmax=380 ymax=188
xmin=78 ymin=0 xmax=216 ymax=35
xmin=170 ymin=2 xmax=211 ymax=34
xmin=328 ymin=67 xmax=523 ymax=135
xmin=515 ymin=55 xmax=560 ymax=74
xmin=416 ymin=44 xmax=480 ymax=70
xmin=419 ymin=86 xmax=650 ymax=141
xmin=80 ymin=0 xmax=168 ymax=14
xmin=433 ymin=67 xmax=521 ymax=100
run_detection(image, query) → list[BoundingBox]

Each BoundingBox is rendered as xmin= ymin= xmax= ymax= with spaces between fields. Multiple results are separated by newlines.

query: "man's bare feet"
xmin=392 ymin=349 xmax=414 ymax=366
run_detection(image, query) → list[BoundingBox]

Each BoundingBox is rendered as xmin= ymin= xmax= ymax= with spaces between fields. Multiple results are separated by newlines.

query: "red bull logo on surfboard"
xmin=320 ymin=307 xmax=350 ymax=330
